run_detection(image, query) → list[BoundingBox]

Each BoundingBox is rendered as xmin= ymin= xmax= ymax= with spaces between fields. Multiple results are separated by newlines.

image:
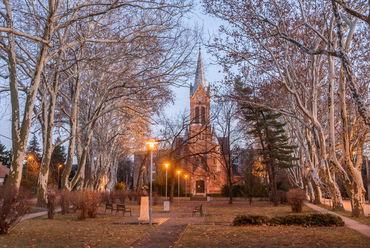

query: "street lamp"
xmin=26 ymin=154 xmax=33 ymax=181
xmin=58 ymin=164 xmax=62 ymax=189
xmin=164 ymin=163 xmax=169 ymax=201
xmin=185 ymin=174 xmax=188 ymax=201
xmin=177 ymin=170 xmax=181 ymax=205
xmin=146 ymin=140 xmax=157 ymax=226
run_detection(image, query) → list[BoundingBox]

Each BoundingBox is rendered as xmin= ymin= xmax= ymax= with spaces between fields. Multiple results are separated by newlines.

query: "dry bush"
xmin=70 ymin=189 xmax=101 ymax=220
xmin=47 ymin=192 xmax=56 ymax=219
xmin=134 ymin=191 xmax=143 ymax=205
xmin=116 ymin=190 xmax=126 ymax=204
xmin=0 ymin=183 xmax=31 ymax=234
xmin=277 ymin=190 xmax=287 ymax=204
xmin=87 ymin=190 xmax=100 ymax=218
xmin=60 ymin=189 xmax=70 ymax=215
xmin=101 ymin=191 xmax=110 ymax=203
xmin=287 ymin=188 xmax=306 ymax=213
xmin=128 ymin=192 xmax=133 ymax=201
xmin=109 ymin=191 xmax=117 ymax=204
xmin=153 ymin=192 xmax=161 ymax=206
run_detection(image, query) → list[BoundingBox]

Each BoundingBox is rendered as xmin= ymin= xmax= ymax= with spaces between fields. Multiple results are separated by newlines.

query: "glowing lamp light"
xmin=185 ymin=175 xmax=188 ymax=178
xmin=164 ymin=163 xmax=169 ymax=168
xmin=177 ymin=170 xmax=181 ymax=174
xmin=147 ymin=140 xmax=157 ymax=150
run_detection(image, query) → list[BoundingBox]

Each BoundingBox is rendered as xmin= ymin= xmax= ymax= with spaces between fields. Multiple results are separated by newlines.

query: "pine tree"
xmin=26 ymin=134 xmax=42 ymax=163
xmin=50 ymin=137 xmax=67 ymax=188
xmin=0 ymin=142 xmax=11 ymax=167
xmin=24 ymin=134 xmax=42 ymax=189
xmin=236 ymin=83 xmax=298 ymax=206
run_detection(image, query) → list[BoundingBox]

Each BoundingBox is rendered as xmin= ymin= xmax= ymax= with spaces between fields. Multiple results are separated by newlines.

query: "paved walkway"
xmin=21 ymin=207 xmax=62 ymax=221
xmin=321 ymin=197 xmax=370 ymax=216
xmin=305 ymin=202 xmax=370 ymax=237
xmin=126 ymin=204 xmax=204 ymax=248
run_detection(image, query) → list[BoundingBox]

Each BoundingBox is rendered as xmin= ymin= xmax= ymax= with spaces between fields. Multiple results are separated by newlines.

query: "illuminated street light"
xmin=58 ymin=164 xmax=63 ymax=189
xmin=26 ymin=154 xmax=34 ymax=181
xmin=146 ymin=140 xmax=157 ymax=226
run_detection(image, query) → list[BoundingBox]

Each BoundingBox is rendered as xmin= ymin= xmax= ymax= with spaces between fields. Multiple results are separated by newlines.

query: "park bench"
xmin=192 ymin=204 xmax=203 ymax=217
xmin=105 ymin=203 xmax=115 ymax=214
xmin=116 ymin=204 xmax=132 ymax=216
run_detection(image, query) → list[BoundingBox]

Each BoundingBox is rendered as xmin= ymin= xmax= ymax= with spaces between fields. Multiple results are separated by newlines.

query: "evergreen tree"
xmin=236 ymin=83 xmax=298 ymax=206
xmin=50 ymin=137 xmax=67 ymax=188
xmin=26 ymin=134 xmax=42 ymax=163
xmin=23 ymin=134 xmax=42 ymax=189
xmin=0 ymin=142 xmax=11 ymax=167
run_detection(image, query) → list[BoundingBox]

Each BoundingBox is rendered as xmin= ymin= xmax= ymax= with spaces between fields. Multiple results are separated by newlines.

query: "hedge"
xmin=233 ymin=214 xmax=344 ymax=227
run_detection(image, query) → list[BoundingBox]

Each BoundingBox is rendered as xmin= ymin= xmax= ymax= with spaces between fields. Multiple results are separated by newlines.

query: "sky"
xmin=0 ymin=1 xmax=225 ymax=150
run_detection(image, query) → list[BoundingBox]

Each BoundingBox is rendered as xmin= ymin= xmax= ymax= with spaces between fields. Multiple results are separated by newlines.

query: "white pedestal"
xmin=138 ymin=196 xmax=149 ymax=221
xmin=163 ymin=200 xmax=170 ymax=212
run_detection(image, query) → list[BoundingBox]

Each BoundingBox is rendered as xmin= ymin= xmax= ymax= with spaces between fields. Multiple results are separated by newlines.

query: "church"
xmin=179 ymin=49 xmax=228 ymax=196
xmin=133 ymin=49 xmax=229 ymax=196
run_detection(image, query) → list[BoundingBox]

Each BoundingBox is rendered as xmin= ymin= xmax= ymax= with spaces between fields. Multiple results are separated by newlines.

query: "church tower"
xmin=189 ymin=49 xmax=211 ymax=144
xmin=186 ymin=49 xmax=225 ymax=196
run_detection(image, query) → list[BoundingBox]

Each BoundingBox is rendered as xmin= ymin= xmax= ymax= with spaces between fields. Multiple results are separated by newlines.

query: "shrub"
xmin=234 ymin=214 xmax=344 ymax=227
xmin=60 ymin=189 xmax=70 ymax=214
xmin=153 ymin=192 xmax=161 ymax=205
xmin=306 ymin=213 xmax=345 ymax=226
xmin=109 ymin=191 xmax=117 ymax=204
xmin=128 ymin=192 xmax=133 ymax=201
xmin=87 ymin=191 xmax=100 ymax=218
xmin=114 ymin=182 xmax=126 ymax=190
xmin=101 ymin=191 xmax=110 ymax=203
xmin=287 ymin=188 xmax=306 ymax=213
xmin=116 ymin=190 xmax=126 ymax=204
xmin=233 ymin=215 xmax=270 ymax=226
xmin=70 ymin=189 xmax=100 ymax=220
xmin=0 ymin=183 xmax=30 ymax=234
xmin=277 ymin=190 xmax=287 ymax=204
xmin=47 ymin=192 xmax=56 ymax=220
xmin=134 ymin=191 xmax=142 ymax=205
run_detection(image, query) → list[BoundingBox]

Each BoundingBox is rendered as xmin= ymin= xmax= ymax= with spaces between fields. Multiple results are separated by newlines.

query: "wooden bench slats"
xmin=116 ymin=204 xmax=132 ymax=216
xmin=192 ymin=204 xmax=203 ymax=217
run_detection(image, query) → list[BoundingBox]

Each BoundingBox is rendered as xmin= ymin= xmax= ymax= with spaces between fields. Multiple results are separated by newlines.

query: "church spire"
xmin=191 ymin=48 xmax=207 ymax=97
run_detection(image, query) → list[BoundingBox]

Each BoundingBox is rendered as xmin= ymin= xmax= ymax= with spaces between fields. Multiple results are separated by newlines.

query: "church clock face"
xmin=197 ymin=96 xmax=203 ymax=102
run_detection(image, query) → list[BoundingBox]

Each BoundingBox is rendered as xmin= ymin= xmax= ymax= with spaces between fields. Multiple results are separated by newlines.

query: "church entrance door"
xmin=196 ymin=180 xmax=205 ymax=193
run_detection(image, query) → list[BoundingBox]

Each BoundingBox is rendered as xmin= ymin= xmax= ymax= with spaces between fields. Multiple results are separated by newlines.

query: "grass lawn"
xmin=204 ymin=200 xmax=317 ymax=223
xmin=176 ymin=225 xmax=370 ymax=247
xmin=0 ymin=204 xmax=153 ymax=248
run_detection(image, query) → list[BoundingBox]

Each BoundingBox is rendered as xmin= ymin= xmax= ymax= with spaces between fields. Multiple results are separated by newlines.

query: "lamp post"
xmin=185 ymin=175 xmax=188 ymax=201
xmin=58 ymin=164 xmax=62 ymax=189
xmin=147 ymin=140 xmax=157 ymax=226
xmin=164 ymin=163 xmax=169 ymax=201
xmin=26 ymin=155 xmax=33 ymax=181
xmin=177 ymin=170 xmax=181 ymax=205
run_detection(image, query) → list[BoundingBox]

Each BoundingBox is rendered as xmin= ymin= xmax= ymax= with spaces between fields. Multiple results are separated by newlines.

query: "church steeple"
xmin=191 ymin=48 xmax=207 ymax=97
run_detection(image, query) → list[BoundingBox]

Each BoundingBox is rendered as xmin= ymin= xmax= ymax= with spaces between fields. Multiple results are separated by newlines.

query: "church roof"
xmin=190 ymin=48 xmax=207 ymax=97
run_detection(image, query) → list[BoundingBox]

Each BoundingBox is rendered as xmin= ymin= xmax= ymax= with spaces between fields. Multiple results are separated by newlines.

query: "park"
xmin=2 ymin=0 xmax=370 ymax=247
xmin=1 ymin=194 xmax=370 ymax=247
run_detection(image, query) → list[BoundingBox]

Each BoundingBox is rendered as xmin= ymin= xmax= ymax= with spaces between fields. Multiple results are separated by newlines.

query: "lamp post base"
xmin=163 ymin=200 xmax=170 ymax=212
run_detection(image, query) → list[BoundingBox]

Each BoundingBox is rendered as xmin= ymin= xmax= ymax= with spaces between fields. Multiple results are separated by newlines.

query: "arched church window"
xmin=201 ymin=107 xmax=205 ymax=125
xmin=195 ymin=107 xmax=199 ymax=124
